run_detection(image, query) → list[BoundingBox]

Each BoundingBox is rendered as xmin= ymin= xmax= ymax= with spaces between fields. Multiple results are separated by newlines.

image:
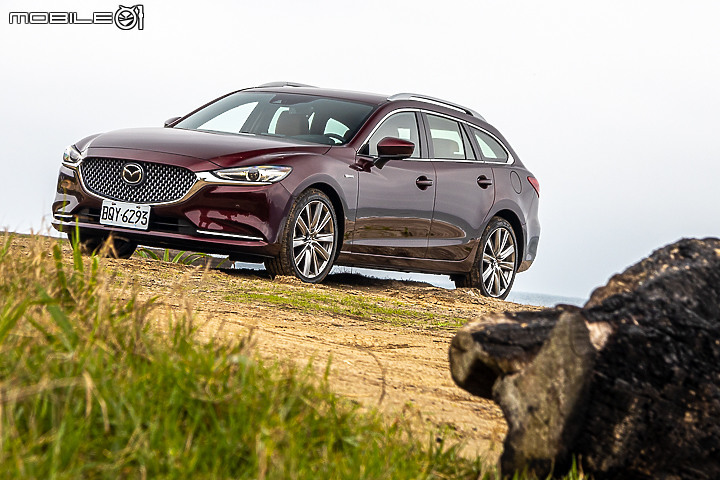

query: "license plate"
xmin=100 ymin=200 xmax=150 ymax=230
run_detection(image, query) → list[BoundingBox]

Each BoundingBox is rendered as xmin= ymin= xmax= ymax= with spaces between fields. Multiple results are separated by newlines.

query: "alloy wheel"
xmin=292 ymin=200 xmax=335 ymax=279
xmin=481 ymin=226 xmax=516 ymax=298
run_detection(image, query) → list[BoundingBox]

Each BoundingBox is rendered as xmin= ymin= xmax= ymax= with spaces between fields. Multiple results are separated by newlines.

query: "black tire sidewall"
xmin=67 ymin=229 xmax=103 ymax=255
xmin=67 ymin=229 xmax=136 ymax=259
xmin=109 ymin=237 xmax=138 ymax=259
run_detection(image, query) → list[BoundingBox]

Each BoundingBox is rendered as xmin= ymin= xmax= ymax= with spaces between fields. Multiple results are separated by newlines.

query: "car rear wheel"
xmin=264 ymin=189 xmax=338 ymax=283
xmin=453 ymin=217 xmax=517 ymax=299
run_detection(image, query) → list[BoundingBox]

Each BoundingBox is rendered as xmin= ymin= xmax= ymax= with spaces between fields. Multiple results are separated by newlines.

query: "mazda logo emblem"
xmin=122 ymin=163 xmax=144 ymax=185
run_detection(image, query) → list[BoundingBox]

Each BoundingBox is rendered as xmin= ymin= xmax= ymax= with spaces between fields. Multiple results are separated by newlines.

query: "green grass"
xmin=225 ymin=287 xmax=467 ymax=329
xmin=0 ymin=234 xmax=483 ymax=479
xmin=0 ymin=233 xmax=587 ymax=479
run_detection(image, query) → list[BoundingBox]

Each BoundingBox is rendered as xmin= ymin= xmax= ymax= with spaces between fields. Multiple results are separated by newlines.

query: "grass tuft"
xmin=0 ymin=233 xmax=482 ymax=479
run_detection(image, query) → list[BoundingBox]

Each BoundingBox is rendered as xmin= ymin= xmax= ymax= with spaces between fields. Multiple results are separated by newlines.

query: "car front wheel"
xmin=67 ymin=229 xmax=137 ymax=259
xmin=265 ymin=189 xmax=338 ymax=283
xmin=454 ymin=217 xmax=517 ymax=299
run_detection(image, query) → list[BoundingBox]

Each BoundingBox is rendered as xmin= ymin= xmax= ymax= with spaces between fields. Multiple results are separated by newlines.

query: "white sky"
xmin=1 ymin=0 xmax=719 ymax=299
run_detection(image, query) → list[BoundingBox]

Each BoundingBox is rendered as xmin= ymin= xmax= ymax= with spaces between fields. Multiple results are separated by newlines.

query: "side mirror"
xmin=374 ymin=137 xmax=415 ymax=169
xmin=164 ymin=116 xmax=182 ymax=128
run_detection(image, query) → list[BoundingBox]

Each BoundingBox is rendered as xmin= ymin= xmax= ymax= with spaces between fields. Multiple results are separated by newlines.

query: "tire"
xmin=264 ymin=189 xmax=338 ymax=283
xmin=106 ymin=236 xmax=138 ymax=259
xmin=454 ymin=217 xmax=518 ymax=300
xmin=67 ymin=229 xmax=137 ymax=259
xmin=67 ymin=228 xmax=104 ymax=255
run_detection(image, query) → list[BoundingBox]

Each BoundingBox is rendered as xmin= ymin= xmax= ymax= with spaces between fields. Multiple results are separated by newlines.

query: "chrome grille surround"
xmin=80 ymin=157 xmax=197 ymax=204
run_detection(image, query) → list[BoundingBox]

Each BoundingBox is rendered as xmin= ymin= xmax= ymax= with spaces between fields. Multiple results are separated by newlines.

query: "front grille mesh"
xmin=80 ymin=157 xmax=196 ymax=204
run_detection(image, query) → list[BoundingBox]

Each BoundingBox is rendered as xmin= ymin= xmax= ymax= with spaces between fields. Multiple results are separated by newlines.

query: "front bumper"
xmin=52 ymin=162 xmax=293 ymax=260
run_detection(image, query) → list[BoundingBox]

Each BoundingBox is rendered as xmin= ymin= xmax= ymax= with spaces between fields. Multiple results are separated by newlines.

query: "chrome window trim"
xmin=359 ymin=108 xmax=514 ymax=165
xmin=388 ymin=93 xmax=486 ymax=121
xmin=464 ymin=124 xmax=513 ymax=165
xmin=355 ymin=108 xmax=423 ymax=160
xmin=421 ymin=110 xmax=515 ymax=165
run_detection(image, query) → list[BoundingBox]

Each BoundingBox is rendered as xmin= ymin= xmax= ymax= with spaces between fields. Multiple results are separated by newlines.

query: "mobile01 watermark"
xmin=9 ymin=5 xmax=144 ymax=30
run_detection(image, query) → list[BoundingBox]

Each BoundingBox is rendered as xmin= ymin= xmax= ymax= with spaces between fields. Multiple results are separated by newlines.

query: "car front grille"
xmin=80 ymin=157 xmax=196 ymax=204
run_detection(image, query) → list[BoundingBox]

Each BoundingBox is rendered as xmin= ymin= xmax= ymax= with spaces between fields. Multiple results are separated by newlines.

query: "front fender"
xmin=279 ymin=150 xmax=357 ymax=217
xmin=272 ymin=150 xmax=358 ymax=249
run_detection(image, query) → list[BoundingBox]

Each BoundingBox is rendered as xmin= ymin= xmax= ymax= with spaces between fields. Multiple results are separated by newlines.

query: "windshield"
xmin=174 ymin=92 xmax=377 ymax=146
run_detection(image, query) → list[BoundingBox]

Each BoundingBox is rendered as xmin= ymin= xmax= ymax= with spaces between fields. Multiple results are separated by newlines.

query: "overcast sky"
xmin=1 ymin=0 xmax=719 ymax=299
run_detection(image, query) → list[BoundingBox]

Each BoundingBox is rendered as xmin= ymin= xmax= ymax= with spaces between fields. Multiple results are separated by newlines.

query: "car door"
xmin=424 ymin=113 xmax=496 ymax=261
xmin=351 ymin=111 xmax=436 ymax=258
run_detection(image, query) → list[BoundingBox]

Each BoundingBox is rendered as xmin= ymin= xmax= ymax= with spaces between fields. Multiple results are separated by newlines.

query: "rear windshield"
xmin=174 ymin=92 xmax=376 ymax=146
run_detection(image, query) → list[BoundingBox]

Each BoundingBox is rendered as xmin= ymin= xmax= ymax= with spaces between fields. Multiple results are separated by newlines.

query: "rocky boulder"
xmin=449 ymin=238 xmax=720 ymax=479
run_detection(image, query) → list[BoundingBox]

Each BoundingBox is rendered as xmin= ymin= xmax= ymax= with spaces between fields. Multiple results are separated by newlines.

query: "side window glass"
xmin=427 ymin=114 xmax=466 ymax=160
xmin=472 ymin=128 xmax=509 ymax=162
xmin=367 ymin=112 xmax=420 ymax=158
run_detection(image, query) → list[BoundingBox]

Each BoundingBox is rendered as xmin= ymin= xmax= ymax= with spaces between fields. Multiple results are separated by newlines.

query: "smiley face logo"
xmin=114 ymin=5 xmax=144 ymax=30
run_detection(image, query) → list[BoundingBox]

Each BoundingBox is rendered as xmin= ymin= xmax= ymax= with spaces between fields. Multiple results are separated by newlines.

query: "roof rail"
xmin=388 ymin=93 xmax=485 ymax=121
xmin=256 ymin=81 xmax=316 ymax=88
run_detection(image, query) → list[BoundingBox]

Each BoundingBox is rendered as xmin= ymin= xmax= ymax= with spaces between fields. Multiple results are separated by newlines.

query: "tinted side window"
xmin=427 ymin=114 xmax=466 ymax=160
xmin=472 ymin=128 xmax=509 ymax=162
xmin=368 ymin=112 xmax=420 ymax=158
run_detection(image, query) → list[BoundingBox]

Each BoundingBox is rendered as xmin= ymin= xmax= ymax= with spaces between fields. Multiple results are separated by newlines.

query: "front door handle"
xmin=477 ymin=175 xmax=493 ymax=189
xmin=416 ymin=176 xmax=434 ymax=190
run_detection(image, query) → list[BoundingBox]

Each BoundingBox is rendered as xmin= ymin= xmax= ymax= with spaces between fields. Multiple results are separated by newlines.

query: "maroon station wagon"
xmin=52 ymin=82 xmax=540 ymax=299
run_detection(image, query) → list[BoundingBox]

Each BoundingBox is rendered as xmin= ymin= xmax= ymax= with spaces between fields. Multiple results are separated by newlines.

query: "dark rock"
xmin=449 ymin=238 xmax=720 ymax=479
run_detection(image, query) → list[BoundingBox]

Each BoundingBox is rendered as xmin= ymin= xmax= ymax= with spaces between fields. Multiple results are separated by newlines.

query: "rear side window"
xmin=426 ymin=114 xmax=467 ymax=160
xmin=471 ymin=128 xmax=509 ymax=162
xmin=367 ymin=112 xmax=420 ymax=158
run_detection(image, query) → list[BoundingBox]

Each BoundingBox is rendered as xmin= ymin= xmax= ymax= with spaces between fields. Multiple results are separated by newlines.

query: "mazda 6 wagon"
xmin=53 ymin=82 xmax=540 ymax=299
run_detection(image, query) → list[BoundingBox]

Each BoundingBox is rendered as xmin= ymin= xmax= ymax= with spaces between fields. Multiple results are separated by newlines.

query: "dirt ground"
xmin=42 ymin=237 xmax=542 ymax=464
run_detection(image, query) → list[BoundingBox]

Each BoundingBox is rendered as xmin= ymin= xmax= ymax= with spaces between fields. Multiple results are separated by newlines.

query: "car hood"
xmin=87 ymin=127 xmax=331 ymax=167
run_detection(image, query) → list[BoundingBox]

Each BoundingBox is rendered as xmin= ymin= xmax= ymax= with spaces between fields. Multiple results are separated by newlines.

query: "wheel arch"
xmin=305 ymin=182 xmax=345 ymax=259
xmin=492 ymin=208 xmax=524 ymax=266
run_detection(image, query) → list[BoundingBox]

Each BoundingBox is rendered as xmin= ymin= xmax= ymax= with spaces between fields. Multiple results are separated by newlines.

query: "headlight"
xmin=62 ymin=145 xmax=84 ymax=166
xmin=212 ymin=166 xmax=292 ymax=183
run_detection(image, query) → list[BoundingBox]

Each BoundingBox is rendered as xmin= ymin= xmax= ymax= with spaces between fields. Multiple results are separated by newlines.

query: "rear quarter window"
xmin=471 ymin=128 xmax=509 ymax=163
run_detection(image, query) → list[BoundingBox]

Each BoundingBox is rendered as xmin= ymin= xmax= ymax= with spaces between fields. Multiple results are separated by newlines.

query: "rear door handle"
xmin=416 ymin=176 xmax=434 ymax=190
xmin=477 ymin=175 xmax=493 ymax=189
